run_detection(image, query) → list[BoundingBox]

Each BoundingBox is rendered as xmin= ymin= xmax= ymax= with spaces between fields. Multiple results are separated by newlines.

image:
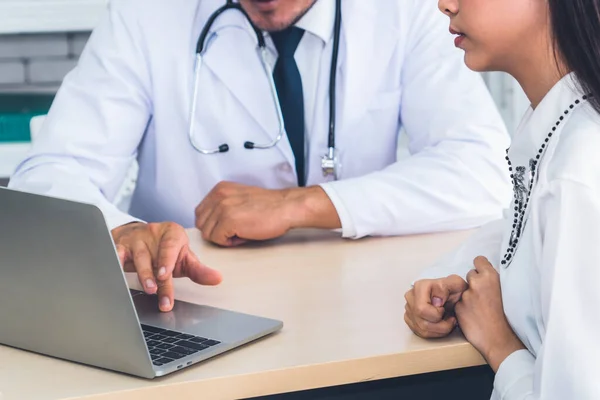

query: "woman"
xmin=404 ymin=0 xmax=600 ymax=398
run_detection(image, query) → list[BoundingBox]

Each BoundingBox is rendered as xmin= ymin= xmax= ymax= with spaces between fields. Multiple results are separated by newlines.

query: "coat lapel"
xmin=198 ymin=5 xmax=294 ymax=164
xmin=337 ymin=1 xmax=400 ymax=132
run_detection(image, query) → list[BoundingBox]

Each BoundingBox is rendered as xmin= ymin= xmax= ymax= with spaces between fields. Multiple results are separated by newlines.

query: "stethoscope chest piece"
xmin=321 ymin=148 xmax=341 ymax=180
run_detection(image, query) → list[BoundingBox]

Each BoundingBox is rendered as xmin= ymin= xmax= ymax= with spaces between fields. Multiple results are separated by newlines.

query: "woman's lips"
xmin=450 ymin=27 xmax=466 ymax=48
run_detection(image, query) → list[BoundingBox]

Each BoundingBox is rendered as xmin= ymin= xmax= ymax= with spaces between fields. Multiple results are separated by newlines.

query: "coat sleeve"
xmin=8 ymin=0 xmax=151 ymax=230
xmin=493 ymin=179 xmax=600 ymax=399
xmin=320 ymin=0 xmax=511 ymax=238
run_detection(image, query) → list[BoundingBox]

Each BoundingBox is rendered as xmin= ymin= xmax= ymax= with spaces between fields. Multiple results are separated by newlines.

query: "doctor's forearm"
xmin=286 ymin=186 xmax=342 ymax=230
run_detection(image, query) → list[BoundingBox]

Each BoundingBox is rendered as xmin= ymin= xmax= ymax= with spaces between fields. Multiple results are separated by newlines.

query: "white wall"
xmin=0 ymin=0 xmax=107 ymax=34
xmin=483 ymin=72 xmax=529 ymax=134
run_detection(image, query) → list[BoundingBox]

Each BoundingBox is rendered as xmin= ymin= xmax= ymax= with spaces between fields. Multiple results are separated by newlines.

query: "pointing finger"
xmin=181 ymin=251 xmax=223 ymax=286
xmin=157 ymin=276 xmax=175 ymax=312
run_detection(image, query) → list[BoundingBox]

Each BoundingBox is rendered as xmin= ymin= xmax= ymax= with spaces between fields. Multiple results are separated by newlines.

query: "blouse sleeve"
xmin=494 ymin=179 xmax=600 ymax=399
xmin=415 ymin=217 xmax=505 ymax=282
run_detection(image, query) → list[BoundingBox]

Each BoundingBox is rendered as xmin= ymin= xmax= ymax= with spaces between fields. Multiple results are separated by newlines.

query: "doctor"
xmin=9 ymin=0 xmax=510 ymax=311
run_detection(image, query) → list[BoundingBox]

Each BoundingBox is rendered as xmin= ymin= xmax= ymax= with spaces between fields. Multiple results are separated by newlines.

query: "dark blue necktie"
xmin=271 ymin=27 xmax=306 ymax=187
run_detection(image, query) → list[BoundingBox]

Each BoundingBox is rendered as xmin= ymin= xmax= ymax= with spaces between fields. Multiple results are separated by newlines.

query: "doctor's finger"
xmin=200 ymin=209 xmax=222 ymax=243
xmin=194 ymin=196 xmax=216 ymax=228
xmin=156 ymin=276 xmax=175 ymax=313
xmin=181 ymin=251 xmax=223 ymax=286
xmin=209 ymin=220 xmax=239 ymax=247
xmin=131 ymin=241 xmax=158 ymax=294
xmin=156 ymin=226 xmax=188 ymax=281
xmin=116 ymin=244 xmax=130 ymax=270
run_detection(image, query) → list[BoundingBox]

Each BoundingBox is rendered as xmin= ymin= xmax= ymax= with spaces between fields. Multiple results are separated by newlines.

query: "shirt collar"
xmin=509 ymin=72 xmax=585 ymax=172
xmin=294 ymin=0 xmax=336 ymax=44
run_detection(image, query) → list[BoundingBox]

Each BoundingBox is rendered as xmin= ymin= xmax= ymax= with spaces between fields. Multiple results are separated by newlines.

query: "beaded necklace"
xmin=501 ymin=94 xmax=591 ymax=267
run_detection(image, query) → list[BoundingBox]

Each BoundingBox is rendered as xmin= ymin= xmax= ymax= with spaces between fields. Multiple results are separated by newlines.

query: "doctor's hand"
xmin=404 ymin=275 xmax=468 ymax=339
xmin=455 ymin=257 xmax=525 ymax=372
xmin=111 ymin=222 xmax=223 ymax=312
xmin=195 ymin=182 xmax=341 ymax=246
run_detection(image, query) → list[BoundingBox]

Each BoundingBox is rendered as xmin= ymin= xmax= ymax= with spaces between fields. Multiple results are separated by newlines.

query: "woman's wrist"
xmin=484 ymin=329 xmax=526 ymax=372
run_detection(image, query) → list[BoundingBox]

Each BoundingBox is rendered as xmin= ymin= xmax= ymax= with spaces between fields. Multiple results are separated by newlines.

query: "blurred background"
xmin=0 ymin=0 xmax=530 ymax=187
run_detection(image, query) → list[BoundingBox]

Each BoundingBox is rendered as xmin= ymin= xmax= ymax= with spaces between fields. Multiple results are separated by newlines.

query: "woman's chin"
xmin=464 ymin=52 xmax=493 ymax=73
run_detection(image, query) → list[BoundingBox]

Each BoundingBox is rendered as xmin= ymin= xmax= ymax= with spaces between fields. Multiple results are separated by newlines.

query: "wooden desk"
xmin=0 ymin=229 xmax=486 ymax=400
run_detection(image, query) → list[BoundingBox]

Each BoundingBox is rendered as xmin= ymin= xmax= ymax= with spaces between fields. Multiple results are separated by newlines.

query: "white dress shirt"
xmin=419 ymin=73 xmax=600 ymax=399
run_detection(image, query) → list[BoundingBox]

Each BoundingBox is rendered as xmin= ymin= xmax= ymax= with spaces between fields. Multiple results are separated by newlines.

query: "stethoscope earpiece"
xmin=244 ymin=142 xmax=255 ymax=150
xmin=219 ymin=144 xmax=230 ymax=153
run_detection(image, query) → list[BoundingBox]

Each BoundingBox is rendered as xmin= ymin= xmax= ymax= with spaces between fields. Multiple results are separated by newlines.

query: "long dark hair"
xmin=549 ymin=0 xmax=600 ymax=112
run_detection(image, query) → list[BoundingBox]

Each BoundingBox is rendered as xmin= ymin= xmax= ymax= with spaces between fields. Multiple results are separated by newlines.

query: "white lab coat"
xmin=9 ymin=0 xmax=510 ymax=237
xmin=419 ymin=73 xmax=600 ymax=399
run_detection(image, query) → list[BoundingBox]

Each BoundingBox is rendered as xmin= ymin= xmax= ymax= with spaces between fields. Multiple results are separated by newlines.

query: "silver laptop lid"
xmin=0 ymin=188 xmax=154 ymax=378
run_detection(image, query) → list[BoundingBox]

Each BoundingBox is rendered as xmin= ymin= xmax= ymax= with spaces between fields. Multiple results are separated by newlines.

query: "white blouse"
xmin=418 ymin=73 xmax=600 ymax=399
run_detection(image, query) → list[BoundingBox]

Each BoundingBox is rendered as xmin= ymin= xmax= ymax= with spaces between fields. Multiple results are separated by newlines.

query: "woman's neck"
xmin=506 ymin=39 xmax=568 ymax=109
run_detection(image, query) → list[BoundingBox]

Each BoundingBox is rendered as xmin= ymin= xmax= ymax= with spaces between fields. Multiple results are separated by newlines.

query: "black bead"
xmin=565 ymin=110 xmax=569 ymax=114
xmin=560 ymin=116 xmax=564 ymax=121
xmin=541 ymin=144 xmax=546 ymax=148
xmin=583 ymin=95 xmax=588 ymax=100
xmin=576 ymin=99 xmax=581 ymax=104
xmin=539 ymin=149 xmax=543 ymax=153
xmin=549 ymin=132 xmax=553 ymax=137
xmin=545 ymin=138 xmax=549 ymax=142
xmin=536 ymin=155 xmax=540 ymax=159
xmin=556 ymin=121 xmax=560 ymax=126
xmin=570 ymin=105 xmax=574 ymax=109
xmin=501 ymin=260 xmax=507 ymax=265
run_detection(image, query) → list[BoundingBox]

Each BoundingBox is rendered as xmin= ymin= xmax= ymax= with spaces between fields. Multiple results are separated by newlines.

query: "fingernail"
xmin=158 ymin=267 xmax=167 ymax=277
xmin=432 ymin=297 xmax=443 ymax=307
xmin=145 ymin=279 xmax=156 ymax=289
xmin=160 ymin=297 xmax=171 ymax=309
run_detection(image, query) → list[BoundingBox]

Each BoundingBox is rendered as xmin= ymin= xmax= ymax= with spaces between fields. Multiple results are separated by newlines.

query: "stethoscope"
xmin=189 ymin=0 xmax=343 ymax=180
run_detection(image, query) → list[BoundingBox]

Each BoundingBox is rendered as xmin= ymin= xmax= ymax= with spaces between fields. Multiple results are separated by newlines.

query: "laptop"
xmin=0 ymin=187 xmax=283 ymax=378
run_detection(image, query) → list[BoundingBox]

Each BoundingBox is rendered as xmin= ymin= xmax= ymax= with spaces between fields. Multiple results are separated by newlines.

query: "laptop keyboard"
xmin=141 ymin=324 xmax=221 ymax=366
